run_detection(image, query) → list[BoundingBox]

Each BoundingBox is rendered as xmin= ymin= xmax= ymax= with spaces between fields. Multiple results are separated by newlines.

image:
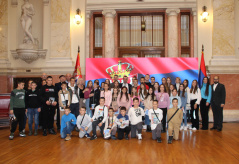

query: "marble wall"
xmin=212 ymin=0 xmax=235 ymax=56
xmin=0 ymin=0 xmax=8 ymax=59
xmin=50 ymin=0 xmax=71 ymax=58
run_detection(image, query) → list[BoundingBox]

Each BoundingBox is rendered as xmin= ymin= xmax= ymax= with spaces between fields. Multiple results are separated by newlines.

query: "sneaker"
xmin=184 ymin=127 xmax=188 ymax=131
xmin=49 ymin=128 xmax=56 ymax=135
xmin=19 ymin=131 xmax=26 ymax=137
xmin=75 ymin=127 xmax=80 ymax=132
xmin=125 ymin=134 xmax=129 ymax=140
xmin=157 ymin=137 xmax=162 ymax=143
xmin=180 ymin=126 xmax=184 ymax=131
xmin=65 ymin=134 xmax=71 ymax=141
xmin=38 ymin=126 xmax=43 ymax=130
xmin=138 ymin=134 xmax=142 ymax=140
xmin=85 ymin=133 xmax=91 ymax=138
xmin=90 ymin=135 xmax=97 ymax=140
xmin=168 ymin=136 xmax=173 ymax=144
xmin=22 ymin=129 xmax=25 ymax=133
xmin=34 ymin=129 xmax=38 ymax=136
xmin=9 ymin=133 xmax=14 ymax=140
xmin=43 ymin=129 xmax=47 ymax=136
xmin=192 ymin=127 xmax=197 ymax=131
xmin=28 ymin=130 xmax=33 ymax=136
xmin=111 ymin=135 xmax=117 ymax=140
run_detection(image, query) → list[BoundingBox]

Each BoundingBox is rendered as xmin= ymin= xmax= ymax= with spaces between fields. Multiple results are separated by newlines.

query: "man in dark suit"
xmin=55 ymin=75 xmax=66 ymax=92
xmin=210 ymin=76 xmax=226 ymax=131
xmin=110 ymin=75 xmax=122 ymax=88
xmin=121 ymin=75 xmax=132 ymax=94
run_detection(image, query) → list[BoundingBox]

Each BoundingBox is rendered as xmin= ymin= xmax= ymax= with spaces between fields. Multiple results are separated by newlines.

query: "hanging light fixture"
xmin=141 ymin=16 xmax=146 ymax=31
xmin=201 ymin=6 xmax=209 ymax=22
xmin=75 ymin=8 xmax=82 ymax=25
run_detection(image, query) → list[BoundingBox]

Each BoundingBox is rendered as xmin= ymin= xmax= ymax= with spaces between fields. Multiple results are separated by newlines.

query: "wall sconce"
xmin=141 ymin=16 xmax=146 ymax=31
xmin=75 ymin=8 xmax=82 ymax=25
xmin=201 ymin=6 xmax=209 ymax=22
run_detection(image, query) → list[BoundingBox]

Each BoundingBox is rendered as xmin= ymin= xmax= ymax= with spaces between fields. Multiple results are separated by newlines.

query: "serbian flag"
xmin=73 ymin=46 xmax=82 ymax=80
xmin=198 ymin=45 xmax=207 ymax=88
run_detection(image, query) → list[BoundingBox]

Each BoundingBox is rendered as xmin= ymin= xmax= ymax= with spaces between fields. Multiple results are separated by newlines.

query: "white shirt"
xmin=213 ymin=83 xmax=218 ymax=91
xmin=189 ymin=88 xmax=201 ymax=104
xmin=148 ymin=108 xmax=163 ymax=130
xmin=92 ymin=105 xmax=108 ymax=123
xmin=128 ymin=107 xmax=145 ymax=125
xmin=68 ymin=83 xmax=79 ymax=103
xmin=176 ymin=83 xmax=180 ymax=91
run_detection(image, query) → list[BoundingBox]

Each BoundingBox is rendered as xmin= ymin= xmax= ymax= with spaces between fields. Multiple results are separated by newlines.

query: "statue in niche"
xmin=20 ymin=0 xmax=38 ymax=49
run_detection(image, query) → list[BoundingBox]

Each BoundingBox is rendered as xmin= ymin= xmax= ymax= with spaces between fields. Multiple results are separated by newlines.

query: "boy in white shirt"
xmin=103 ymin=108 xmax=117 ymax=140
xmin=76 ymin=107 xmax=92 ymax=138
xmin=148 ymin=100 xmax=163 ymax=143
xmin=128 ymin=97 xmax=145 ymax=140
xmin=90 ymin=97 xmax=108 ymax=140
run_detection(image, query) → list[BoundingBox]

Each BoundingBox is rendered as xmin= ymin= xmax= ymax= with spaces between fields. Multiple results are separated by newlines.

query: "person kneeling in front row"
xmin=76 ymin=107 xmax=92 ymax=138
xmin=60 ymin=107 xmax=76 ymax=141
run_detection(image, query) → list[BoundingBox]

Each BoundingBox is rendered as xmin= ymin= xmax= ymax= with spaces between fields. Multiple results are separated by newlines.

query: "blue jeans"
xmin=145 ymin=114 xmax=150 ymax=125
xmin=27 ymin=108 xmax=39 ymax=130
xmin=61 ymin=121 xmax=75 ymax=139
xmin=85 ymin=99 xmax=92 ymax=117
xmin=181 ymin=109 xmax=188 ymax=127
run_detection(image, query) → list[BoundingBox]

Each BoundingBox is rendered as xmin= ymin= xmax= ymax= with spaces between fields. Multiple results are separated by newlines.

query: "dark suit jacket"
xmin=55 ymin=82 xmax=63 ymax=92
xmin=90 ymin=88 xmax=101 ymax=107
xmin=211 ymin=83 xmax=226 ymax=105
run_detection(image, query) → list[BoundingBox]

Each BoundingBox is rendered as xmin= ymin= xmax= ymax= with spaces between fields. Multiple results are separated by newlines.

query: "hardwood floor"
xmin=0 ymin=123 xmax=239 ymax=164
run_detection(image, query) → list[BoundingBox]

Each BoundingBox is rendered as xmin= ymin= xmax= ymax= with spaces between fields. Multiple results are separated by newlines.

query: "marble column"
xmin=85 ymin=10 xmax=92 ymax=59
xmin=192 ymin=8 xmax=198 ymax=57
xmin=166 ymin=9 xmax=180 ymax=57
xmin=102 ymin=9 xmax=116 ymax=58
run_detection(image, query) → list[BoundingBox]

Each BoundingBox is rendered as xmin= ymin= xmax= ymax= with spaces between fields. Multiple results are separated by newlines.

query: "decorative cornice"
xmin=86 ymin=10 xmax=92 ymax=19
xmin=191 ymin=8 xmax=197 ymax=16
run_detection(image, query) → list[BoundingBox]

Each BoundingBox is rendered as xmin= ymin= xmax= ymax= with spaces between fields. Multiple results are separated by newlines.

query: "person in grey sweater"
xmin=76 ymin=107 xmax=92 ymax=138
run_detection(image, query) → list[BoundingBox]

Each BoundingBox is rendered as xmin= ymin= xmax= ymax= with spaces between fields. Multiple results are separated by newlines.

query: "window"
xmin=180 ymin=12 xmax=191 ymax=57
xmin=93 ymin=14 xmax=103 ymax=58
xmin=118 ymin=12 xmax=165 ymax=57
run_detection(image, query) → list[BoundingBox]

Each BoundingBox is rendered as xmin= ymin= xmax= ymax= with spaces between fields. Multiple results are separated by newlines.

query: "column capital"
xmin=102 ymin=9 xmax=116 ymax=18
xmin=166 ymin=9 xmax=180 ymax=16
xmin=191 ymin=8 xmax=197 ymax=16
xmin=86 ymin=10 xmax=92 ymax=19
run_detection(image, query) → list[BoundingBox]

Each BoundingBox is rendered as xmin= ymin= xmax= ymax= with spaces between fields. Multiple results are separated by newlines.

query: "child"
xmin=167 ymin=98 xmax=183 ymax=144
xmin=25 ymin=82 xmax=41 ymax=136
xmin=60 ymin=107 xmax=77 ymax=141
xmin=58 ymin=82 xmax=71 ymax=124
xmin=117 ymin=87 xmax=131 ymax=111
xmin=100 ymin=83 xmax=112 ymax=108
xmin=103 ymin=108 xmax=117 ymax=140
xmin=115 ymin=106 xmax=131 ymax=140
xmin=76 ymin=107 xmax=92 ymax=138
xmin=130 ymin=87 xmax=140 ymax=107
xmin=128 ymin=97 xmax=145 ymax=140
xmin=138 ymin=83 xmax=148 ymax=109
xmin=144 ymin=87 xmax=156 ymax=132
xmin=148 ymin=100 xmax=163 ymax=143
xmin=169 ymin=84 xmax=174 ymax=97
xmin=169 ymin=89 xmax=181 ymax=109
xmin=112 ymin=88 xmax=119 ymax=112
xmin=178 ymin=84 xmax=188 ymax=131
xmin=9 ymin=81 xmax=26 ymax=140
xmin=89 ymin=81 xmax=101 ymax=115
xmin=90 ymin=97 xmax=108 ymax=140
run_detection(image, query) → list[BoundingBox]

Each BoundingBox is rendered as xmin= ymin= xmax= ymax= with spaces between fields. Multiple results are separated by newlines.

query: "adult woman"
xmin=189 ymin=80 xmax=201 ymax=131
xmin=156 ymin=84 xmax=170 ymax=133
xmin=178 ymin=84 xmax=188 ymax=130
xmin=200 ymin=77 xmax=212 ymax=130
xmin=76 ymin=78 xmax=85 ymax=110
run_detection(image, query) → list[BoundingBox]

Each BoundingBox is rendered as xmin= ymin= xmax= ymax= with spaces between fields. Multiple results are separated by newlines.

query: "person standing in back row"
xmin=210 ymin=76 xmax=226 ymax=132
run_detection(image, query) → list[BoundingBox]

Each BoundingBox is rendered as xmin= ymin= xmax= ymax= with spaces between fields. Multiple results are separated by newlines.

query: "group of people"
xmin=9 ymin=73 xmax=226 ymax=144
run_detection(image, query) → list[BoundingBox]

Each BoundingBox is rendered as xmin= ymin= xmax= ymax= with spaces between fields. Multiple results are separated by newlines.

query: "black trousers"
xmin=118 ymin=126 xmax=131 ymax=140
xmin=200 ymin=98 xmax=210 ymax=129
xmin=161 ymin=108 xmax=167 ymax=131
xmin=92 ymin=120 xmax=105 ymax=136
xmin=56 ymin=105 xmax=60 ymax=129
xmin=190 ymin=99 xmax=199 ymax=129
xmin=11 ymin=108 xmax=25 ymax=133
xmin=42 ymin=105 xmax=56 ymax=130
xmin=211 ymin=102 xmax=223 ymax=129
xmin=70 ymin=103 xmax=79 ymax=118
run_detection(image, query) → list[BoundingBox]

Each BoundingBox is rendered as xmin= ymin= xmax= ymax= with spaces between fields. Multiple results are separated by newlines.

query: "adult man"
xmin=137 ymin=77 xmax=149 ymax=92
xmin=37 ymin=73 xmax=47 ymax=90
xmin=145 ymin=74 xmax=151 ymax=87
xmin=65 ymin=73 xmax=72 ymax=83
xmin=55 ymin=75 xmax=66 ymax=92
xmin=110 ymin=75 xmax=121 ymax=88
xmin=150 ymin=77 xmax=156 ymax=87
xmin=210 ymin=76 xmax=226 ymax=132
xmin=68 ymin=77 xmax=79 ymax=119
xmin=121 ymin=76 xmax=132 ymax=94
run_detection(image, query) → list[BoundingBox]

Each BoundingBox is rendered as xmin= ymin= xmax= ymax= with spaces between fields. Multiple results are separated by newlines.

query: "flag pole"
xmin=202 ymin=44 xmax=204 ymax=52
xmin=78 ymin=46 xmax=80 ymax=53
